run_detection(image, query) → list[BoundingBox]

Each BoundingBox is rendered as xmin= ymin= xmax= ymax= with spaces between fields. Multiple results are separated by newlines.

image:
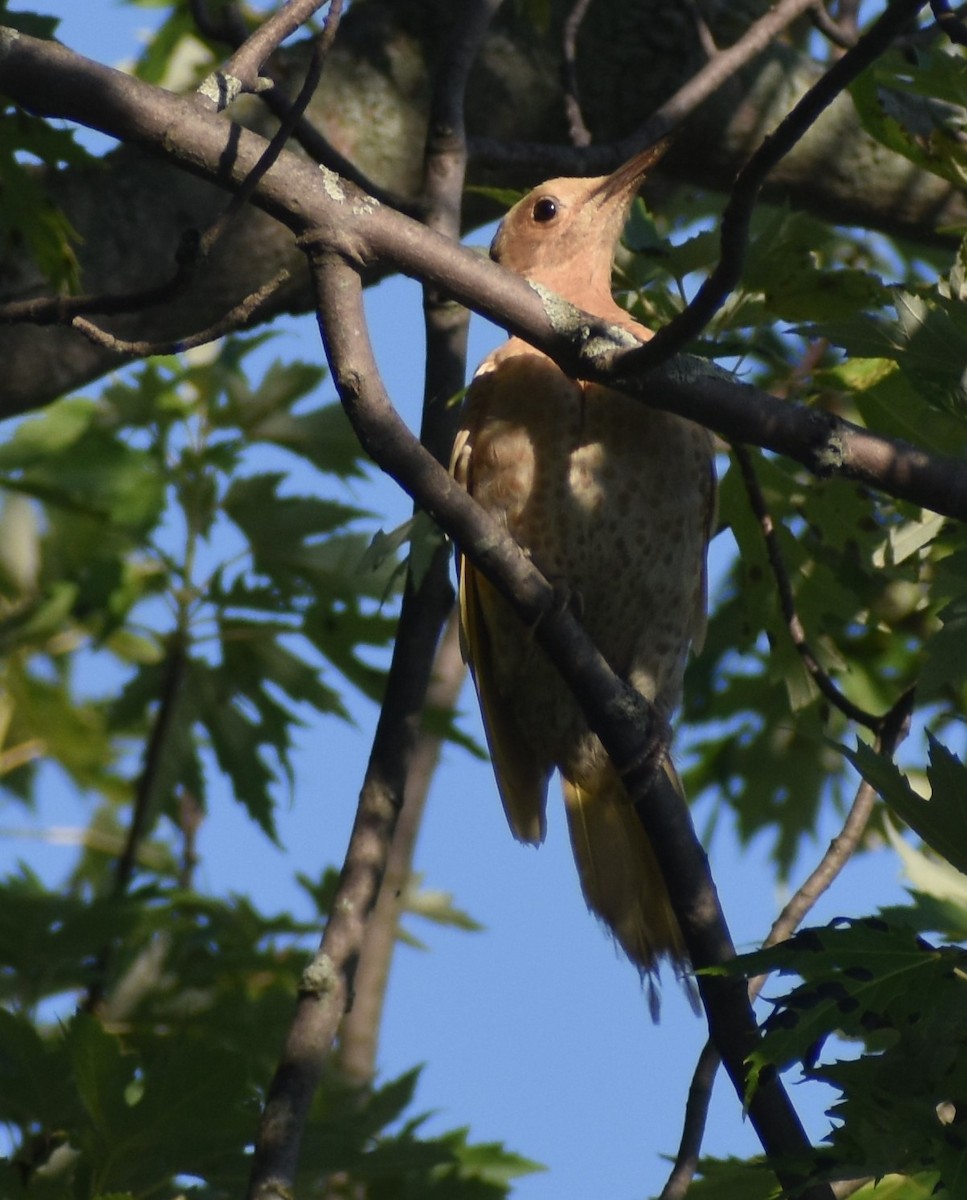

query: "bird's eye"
xmin=532 ymin=197 xmax=558 ymax=223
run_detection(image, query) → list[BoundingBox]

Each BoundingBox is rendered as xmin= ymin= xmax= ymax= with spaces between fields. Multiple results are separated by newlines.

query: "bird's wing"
xmin=450 ymin=404 xmax=549 ymax=846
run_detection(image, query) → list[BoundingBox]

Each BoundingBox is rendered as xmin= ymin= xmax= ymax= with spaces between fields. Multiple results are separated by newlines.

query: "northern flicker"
xmin=450 ymin=144 xmax=715 ymax=974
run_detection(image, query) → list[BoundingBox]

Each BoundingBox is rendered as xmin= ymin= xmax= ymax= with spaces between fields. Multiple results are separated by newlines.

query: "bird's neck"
xmin=528 ymin=262 xmax=616 ymax=319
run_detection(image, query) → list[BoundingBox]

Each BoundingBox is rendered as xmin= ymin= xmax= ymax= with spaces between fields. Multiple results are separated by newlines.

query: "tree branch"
xmin=69 ymin=268 xmax=291 ymax=357
xmin=335 ymin=612 xmax=467 ymax=1085
xmin=247 ymin=5 xmax=500 ymax=1192
xmin=626 ymin=0 xmax=930 ymax=371
xmin=660 ymin=686 xmax=915 ymax=1197
xmin=83 ymin=632 xmax=189 ymax=1014
xmin=304 ymin=250 xmax=834 ymax=1200
xmin=732 ymin=443 xmax=881 ymax=731
xmin=213 ymin=0 xmax=331 ymax=98
xmin=332 ymin=0 xmax=500 ymax=1089
xmin=1 ymin=28 xmax=965 ymax=522
xmin=196 ymin=0 xmax=344 ymax=255
xmin=1 ymin=27 xmax=966 ymax=528
xmin=3 ymin=2 xmax=967 ymax=410
xmin=0 ymin=231 xmax=200 ymax=325
xmin=471 ymin=0 xmax=828 ymax=173
xmin=811 ymin=3 xmax=859 ymax=50
xmin=561 ymin=0 xmax=594 ymax=147
xmin=930 ymin=0 xmax=967 ymax=44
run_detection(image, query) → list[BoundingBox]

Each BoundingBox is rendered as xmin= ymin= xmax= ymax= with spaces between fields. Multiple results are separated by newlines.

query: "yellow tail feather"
xmin=561 ymin=761 xmax=686 ymax=975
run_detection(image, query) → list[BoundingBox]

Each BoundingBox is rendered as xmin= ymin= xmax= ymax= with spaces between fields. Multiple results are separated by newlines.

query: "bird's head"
xmin=489 ymin=140 xmax=669 ymax=314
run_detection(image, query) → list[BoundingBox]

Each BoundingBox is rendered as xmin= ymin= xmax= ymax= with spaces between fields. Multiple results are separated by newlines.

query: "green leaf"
xmin=677 ymin=1156 xmax=780 ymax=1199
xmin=132 ymin=7 xmax=209 ymax=85
xmin=0 ymin=400 xmax=165 ymax=534
xmin=421 ymin=702 xmax=488 ymax=761
xmin=446 ymin=1133 xmax=544 ymax=1187
xmin=718 ymin=921 xmax=967 ymax=1124
xmin=220 ymin=621 xmax=347 ymax=720
xmin=464 ymin=185 xmax=525 ymax=209
xmin=744 ymin=209 xmax=891 ymax=322
xmin=0 ymin=8 xmax=59 ymax=37
xmin=0 ymin=109 xmax=88 ymax=289
xmin=0 ymin=871 xmax=146 ymax=1006
xmin=851 ymin=50 xmax=967 ymax=190
xmin=921 ymin=593 xmax=967 ymax=698
xmin=0 ymin=1006 xmax=76 ymax=1128
xmin=192 ymin=660 xmax=280 ymax=840
xmin=224 ymin=473 xmax=372 ymax=593
xmin=68 ymin=1013 xmax=137 ymax=1135
xmin=840 ymin=736 xmax=967 ymax=877
xmin=360 ymin=518 xmax=415 ymax=576
xmin=512 ymin=0 xmax=550 ymax=33
xmin=708 ymin=919 xmax=967 ymax=1194
xmin=401 ymin=875 xmax=484 ymax=936
xmin=302 ymin=597 xmax=396 ymax=702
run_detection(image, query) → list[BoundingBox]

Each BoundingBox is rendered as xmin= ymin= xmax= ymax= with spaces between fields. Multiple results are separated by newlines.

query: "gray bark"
xmin=0 ymin=0 xmax=960 ymax=412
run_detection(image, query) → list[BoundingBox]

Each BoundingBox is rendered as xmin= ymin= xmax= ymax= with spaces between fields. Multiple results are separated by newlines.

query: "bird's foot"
xmin=614 ymin=690 xmax=673 ymax=793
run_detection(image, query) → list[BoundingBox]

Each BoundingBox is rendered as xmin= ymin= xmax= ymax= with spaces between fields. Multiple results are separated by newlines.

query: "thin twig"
xmin=758 ymin=687 xmax=914 ymax=957
xmin=684 ymin=0 xmax=720 ymax=59
xmin=83 ymin=634 xmax=189 ymax=1014
xmin=470 ymin=0 xmax=821 ymax=176
xmin=659 ymin=1038 xmax=720 ymax=1200
xmin=112 ymin=635 xmax=189 ymax=900
xmin=810 ymin=3 xmax=859 ymax=50
xmin=192 ymin=0 xmax=418 ymax=216
xmin=198 ymin=1 xmax=345 ymax=257
xmin=836 ymin=0 xmax=864 ymax=43
xmin=659 ymin=687 xmax=915 ymax=1197
xmin=0 ymin=0 xmax=326 ymax=349
xmin=189 ymin=0 xmax=249 ymax=46
xmin=177 ymin=789 xmax=203 ymax=891
xmin=335 ymin=0 xmax=502 ymax=1088
xmin=562 ymin=0 xmax=593 ymax=147
xmin=631 ymin=0 xmax=822 ymax=149
xmin=257 ymin=87 xmax=420 ymax=214
xmin=216 ymin=0 xmax=330 ymax=96
xmin=930 ymin=0 xmax=967 ymax=43
xmin=623 ymin=0 xmax=929 ymax=372
xmin=69 ymin=268 xmax=291 ymax=357
xmin=732 ymin=443 xmax=880 ymax=731
xmin=0 ymin=232 xmax=199 ymax=325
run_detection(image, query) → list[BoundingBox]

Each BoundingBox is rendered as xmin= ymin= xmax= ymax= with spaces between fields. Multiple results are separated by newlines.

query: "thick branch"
xmin=0 ymin=30 xmax=965 ymax=521
xmin=1 ymin=0 xmax=966 ymax=409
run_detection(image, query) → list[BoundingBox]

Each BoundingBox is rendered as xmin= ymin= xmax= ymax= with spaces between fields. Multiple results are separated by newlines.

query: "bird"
xmin=450 ymin=143 xmax=715 ymax=977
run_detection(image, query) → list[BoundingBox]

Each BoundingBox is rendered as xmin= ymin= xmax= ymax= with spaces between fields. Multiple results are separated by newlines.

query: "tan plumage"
xmin=451 ymin=145 xmax=715 ymax=974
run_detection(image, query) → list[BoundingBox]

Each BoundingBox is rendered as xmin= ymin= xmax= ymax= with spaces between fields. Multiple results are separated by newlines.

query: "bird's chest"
xmin=469 ymin=369 xmax=677 ymax=593
xmin=463 ymin=352 xmax=712 ymax=703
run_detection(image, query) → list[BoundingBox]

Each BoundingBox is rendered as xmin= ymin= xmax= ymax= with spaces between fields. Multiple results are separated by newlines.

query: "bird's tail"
xmin=561 ymin=758 xmax=686 ymax=976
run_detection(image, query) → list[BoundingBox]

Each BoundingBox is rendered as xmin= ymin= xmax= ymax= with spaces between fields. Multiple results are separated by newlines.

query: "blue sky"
xmin=5 ymin=3 xmax=918 ymax=1197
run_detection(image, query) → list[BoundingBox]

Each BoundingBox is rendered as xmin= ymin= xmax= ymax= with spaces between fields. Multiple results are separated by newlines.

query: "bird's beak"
xmin=595 ymin=138 xmax=671 ymax=205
